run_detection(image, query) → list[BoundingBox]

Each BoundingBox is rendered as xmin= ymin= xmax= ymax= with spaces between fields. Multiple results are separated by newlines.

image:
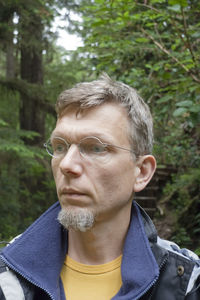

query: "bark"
xmin=19 ymin=10 xmax=45 ymax=145
xmin=6 ymin=19 xmax=15 ymax=79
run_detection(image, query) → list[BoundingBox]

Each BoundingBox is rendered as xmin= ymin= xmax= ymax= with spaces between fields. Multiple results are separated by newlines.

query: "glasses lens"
xmin=45 ymin=136 xmax=111 ymax=161
xmin=44 ymin=141 xmax=52 ymax=156
xmin=79 ymin=137 xmax=107 ymax=159
xmin=45 ymin=138 xmax=68 ymax=158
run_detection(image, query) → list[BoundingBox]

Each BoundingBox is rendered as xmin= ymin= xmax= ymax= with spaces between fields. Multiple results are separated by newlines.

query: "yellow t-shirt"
xmin=61 ymin=255 xmax=122 ymax=300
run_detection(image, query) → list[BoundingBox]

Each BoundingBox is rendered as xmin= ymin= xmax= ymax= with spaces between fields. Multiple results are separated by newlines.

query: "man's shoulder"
xmin=157 ymin=237 xmax=200 ymax=262
xmin=0 ymin=248 xmax=38 ymax=300
xmin=156 ymin=237 xmax=200 ymax=296
xmin=0 ymin=246 xmax=25 ymax=300
xmin=0 ymin=236 xmax=27 ymax=300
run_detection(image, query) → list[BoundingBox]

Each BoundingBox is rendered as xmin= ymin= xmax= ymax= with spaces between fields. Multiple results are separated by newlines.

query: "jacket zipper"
xmin=138 ymin=254 xmax=169 ymax=300
xmin=0 ymin=254 xmax=55 ymax=300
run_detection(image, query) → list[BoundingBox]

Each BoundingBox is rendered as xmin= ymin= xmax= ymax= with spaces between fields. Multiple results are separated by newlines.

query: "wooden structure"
xmin=135 ymin=165 xmax=175 ymax=218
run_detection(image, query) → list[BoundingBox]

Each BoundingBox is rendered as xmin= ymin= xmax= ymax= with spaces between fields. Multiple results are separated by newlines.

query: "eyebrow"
xmin=50 ymin=131 xmax=116 ymax=144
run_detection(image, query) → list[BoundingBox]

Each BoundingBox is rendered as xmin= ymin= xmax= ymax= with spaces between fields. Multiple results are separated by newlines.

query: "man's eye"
xmin=82 ymin=143 xmax=106 ymax=154
xmin=92 ymin=144 xmax=106 ymax=153
xmin=54 ymin=143 xmax=66 ymax=154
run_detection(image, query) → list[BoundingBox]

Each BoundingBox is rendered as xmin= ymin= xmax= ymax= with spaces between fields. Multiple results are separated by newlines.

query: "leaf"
xmin=189 ymin=105 xmax=200 ymax=113
xmin=135 ymin=37 xmax=149 ymax=43
xmin=173 ymin=107 xmax=187 ymax=117
xmin=167 ymin=4 xmax=181 ymax=12
xmin=176 ymin=100 xmax=193 ymax=107
xmin=157 ymin=95 xmax=173 ymax=104
xmin=168 ymin=0 xmax=188 ymax=7
xmin=191 ymin=32 xmax=200 ymax=38
xmin=0 ymin=119 xmax=8 ymax=127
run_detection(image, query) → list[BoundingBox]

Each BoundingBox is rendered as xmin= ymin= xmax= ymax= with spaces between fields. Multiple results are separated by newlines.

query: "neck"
xmin=67 ymin=205 xmax=132 ymax=265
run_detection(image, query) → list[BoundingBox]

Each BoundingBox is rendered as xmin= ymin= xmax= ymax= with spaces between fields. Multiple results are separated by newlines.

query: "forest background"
xmin=0 ymin=0 xmax=199 ymax=253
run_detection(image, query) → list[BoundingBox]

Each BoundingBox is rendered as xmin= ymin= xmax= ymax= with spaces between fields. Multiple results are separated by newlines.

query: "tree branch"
xmin=181 ymin=7 xmax=198 ymax=73
xmin=141 ymin=28 xmax=200 ymax=84
xmin=0 ymin=78 xmax=56 ymax=117
xmin=136 ymin=3 xmax=161 ymax=14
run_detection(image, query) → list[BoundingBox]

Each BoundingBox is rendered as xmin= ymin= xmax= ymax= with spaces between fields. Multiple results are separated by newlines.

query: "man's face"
xmin=51 ymin=102 xmax=139 ymax=228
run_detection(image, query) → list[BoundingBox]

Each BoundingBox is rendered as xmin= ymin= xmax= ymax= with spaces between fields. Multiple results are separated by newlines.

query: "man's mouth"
xmin=61 ymin=188 xmax=85 ymax=196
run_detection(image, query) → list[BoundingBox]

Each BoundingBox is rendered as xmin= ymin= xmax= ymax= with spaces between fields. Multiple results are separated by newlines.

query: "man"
xmin=0 ymin=74 xmax=199 ymax=299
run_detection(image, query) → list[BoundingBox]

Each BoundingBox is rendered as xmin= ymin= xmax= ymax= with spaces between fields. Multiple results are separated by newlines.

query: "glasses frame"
xmin=44 ymin=135 xmax=135 ymax=160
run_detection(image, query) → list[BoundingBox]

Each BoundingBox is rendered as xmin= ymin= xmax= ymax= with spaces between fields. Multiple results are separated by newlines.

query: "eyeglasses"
xmin=44 ymin=136 xmax=134 ymax=161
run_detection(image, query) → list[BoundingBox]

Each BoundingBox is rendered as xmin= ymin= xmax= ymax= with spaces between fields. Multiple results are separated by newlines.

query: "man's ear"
xmin=133 ymin=155 xmax=156 ymax=193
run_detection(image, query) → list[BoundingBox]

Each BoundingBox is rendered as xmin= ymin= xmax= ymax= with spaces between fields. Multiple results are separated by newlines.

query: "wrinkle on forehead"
xmin=58 ymin=104 xmax=80 ymax=119
xmin=58 ymin=105 xmax=97 ymax=122
xmin=58 ymin=100 xmax=128 ymax=120
xmin=55 ymin=102 xmax=132 ymax=147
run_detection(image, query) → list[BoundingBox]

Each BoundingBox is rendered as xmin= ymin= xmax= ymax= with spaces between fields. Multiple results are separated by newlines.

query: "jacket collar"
xmin=2 ymin=201 xmax=160 ymax=300
xmin=112 ymin=202 xmax=159 ymax=300
xmin=1 ymin=202 xmax=67 ymax=300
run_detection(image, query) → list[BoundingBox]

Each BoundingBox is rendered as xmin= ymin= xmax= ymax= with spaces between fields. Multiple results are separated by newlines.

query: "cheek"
xmin=51 ymin=159 xmax=60 ymax=181
xmin=94 ymin=161 xmax=135 ymax=197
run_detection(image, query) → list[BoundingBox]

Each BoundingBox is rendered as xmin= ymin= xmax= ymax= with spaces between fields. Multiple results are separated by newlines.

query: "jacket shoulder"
xmin=0 ymin=251 xmax=24 ymax=299
xmin=153 ymin=237 xmax=200 ymax=299
xmin=0 ymin=246 xmax=37 ymax=300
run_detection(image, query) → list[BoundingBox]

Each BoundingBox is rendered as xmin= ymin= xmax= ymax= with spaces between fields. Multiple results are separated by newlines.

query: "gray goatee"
xmin=57 ymin=208 xmax=95 ymax=232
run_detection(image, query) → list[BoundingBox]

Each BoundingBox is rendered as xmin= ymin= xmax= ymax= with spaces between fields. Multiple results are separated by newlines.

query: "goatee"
xmin=57 ymin=208 xmax=95 ymax=232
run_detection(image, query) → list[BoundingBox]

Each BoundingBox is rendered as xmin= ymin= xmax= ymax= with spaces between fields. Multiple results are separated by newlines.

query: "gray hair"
xmin=56 ymin=73 xmax=153 ymax=157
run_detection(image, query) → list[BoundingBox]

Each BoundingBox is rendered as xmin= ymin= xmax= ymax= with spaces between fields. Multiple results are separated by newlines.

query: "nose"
xmin=59 ymin=144 xmax=83 ymax=176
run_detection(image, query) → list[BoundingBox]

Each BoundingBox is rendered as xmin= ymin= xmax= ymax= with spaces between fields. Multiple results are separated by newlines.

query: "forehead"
xmin=53 ymin=102 xmax=130 ymax=143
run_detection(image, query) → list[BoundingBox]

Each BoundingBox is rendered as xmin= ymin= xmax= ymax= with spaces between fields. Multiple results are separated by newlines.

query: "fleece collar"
xmin=1 ymin=201 xmax=159 ymax=300
xmin=1 ymin=202 xmax=67 ymax=300
xmin=112 ymin=203 xmax=159 ymax=300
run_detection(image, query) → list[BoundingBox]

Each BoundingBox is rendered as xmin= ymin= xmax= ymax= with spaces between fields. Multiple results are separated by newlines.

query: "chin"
xmin=57 ymin=207 xmax=95 ymax=232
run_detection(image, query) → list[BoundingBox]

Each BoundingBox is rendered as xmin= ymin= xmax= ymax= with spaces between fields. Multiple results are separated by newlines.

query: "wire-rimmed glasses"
xmin=44 ymin=136 xmax=135 ymax=162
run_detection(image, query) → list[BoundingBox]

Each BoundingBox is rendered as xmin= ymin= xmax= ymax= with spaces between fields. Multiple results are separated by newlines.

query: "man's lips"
xmin=60 ymin=188 xmax=85 ymax=196
xmin=59 ymin=188 xmax=88 ymax=205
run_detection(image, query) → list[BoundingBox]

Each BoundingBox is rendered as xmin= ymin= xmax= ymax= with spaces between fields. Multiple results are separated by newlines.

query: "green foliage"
xmin=0 ymin=0 xmax=91 ymax=239
xmin=0 ymin=153 xmax=56 ymax=238
xmin=162 ymin=168 xmax=200 ymax=250
xmin=171 ymin=228 xmax=192 ymax=248
xmin=0 ymin=84 xmax=56 ymax=239
xmin=44 ymin=47 xmax=92 ymax=101
xmin=163 ymin=168 xmax=200 ymax=210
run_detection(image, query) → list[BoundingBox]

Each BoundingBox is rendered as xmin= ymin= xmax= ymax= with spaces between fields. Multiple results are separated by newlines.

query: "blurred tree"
xmin=0 ymin=0 xmax=88 ymax=239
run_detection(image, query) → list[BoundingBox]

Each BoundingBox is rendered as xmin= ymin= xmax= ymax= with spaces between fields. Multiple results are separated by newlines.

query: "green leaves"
xmin=167 ymin=4 xmax=181 ymax=12
xmin=168 ymin=0 xmax=188 ymax=7
xmin=173 ymin=107 xmax=187 ymax=117
xmin=173 ymin=100 xmax=200 ymax=117
xmin=135 ymin=37 xmax=149 ymax=43
xmin=0 ymin=119 xmax=8 ymax=127
xmin=157 ymin=95 xmax=173 ymax=104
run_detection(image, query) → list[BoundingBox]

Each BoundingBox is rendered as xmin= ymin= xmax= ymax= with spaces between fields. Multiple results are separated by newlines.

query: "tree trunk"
xmin=19 ymin=10 xmax=45 ymax=145
xmin=6 ymin=17 xmax=15 ymax=78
